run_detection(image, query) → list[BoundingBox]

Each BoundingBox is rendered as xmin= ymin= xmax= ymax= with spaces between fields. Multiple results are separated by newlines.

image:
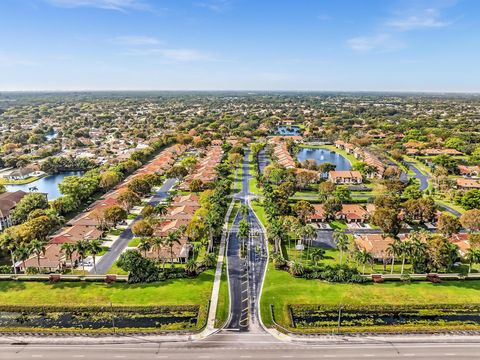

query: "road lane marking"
xmin=31 ymin=356 xmax=43 ymax=358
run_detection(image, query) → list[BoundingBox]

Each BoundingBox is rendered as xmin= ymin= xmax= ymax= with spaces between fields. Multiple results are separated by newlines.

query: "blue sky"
xmin=1 ymin=0 xmax=479 ymax=91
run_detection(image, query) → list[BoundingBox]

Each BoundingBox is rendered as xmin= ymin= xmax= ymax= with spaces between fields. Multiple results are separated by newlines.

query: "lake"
xmin=5 ymin=171 xmax=84 ymax=201
xmin=296 ymin=147 xmax=352 ymax=171
xmin=277 ymin=125 xmax=301 ymax=136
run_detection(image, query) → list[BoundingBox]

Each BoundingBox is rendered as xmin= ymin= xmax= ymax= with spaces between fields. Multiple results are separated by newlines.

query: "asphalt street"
xmin=93 ymin=177 xmax=176 ymax=274
xmin=224 ymin=150 xmax=267 ymax=331
xmin=3 ymin=340 xmax=480 ymax=359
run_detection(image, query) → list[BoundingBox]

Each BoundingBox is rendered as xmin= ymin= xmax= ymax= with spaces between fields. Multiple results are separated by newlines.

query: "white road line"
xmin=114 ymin=356 xmax=126 ymax=359
xmin=72 ymin=356 xmax=85 ymax=358
xmin=402 ymin=355 xmax=415 ymax=357
xmin=31 ymin=356 xmax=43 ymax=358
xmin=444 ymin=354 xmax=456 ymax=356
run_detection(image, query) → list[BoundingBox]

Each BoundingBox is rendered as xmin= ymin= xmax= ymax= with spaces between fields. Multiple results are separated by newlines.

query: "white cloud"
xmin=112 ymin=36 xmax=162 ymax=45
xmin=46 ymin=0 xmax=150 ymax=12
xmin=347 ymin=34 xmax=405 ymax=52
xmin=386 ymin=8 xmax=453 ymax=30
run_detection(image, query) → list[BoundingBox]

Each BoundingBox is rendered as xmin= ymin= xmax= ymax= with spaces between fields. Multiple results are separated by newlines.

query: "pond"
xmin=296 ymin=147 xmax=352 ymax=171
xmin=277 ymin=125 xmax=301 ymax=136
xmin=5 ymin=171 xmax=84 ymax=201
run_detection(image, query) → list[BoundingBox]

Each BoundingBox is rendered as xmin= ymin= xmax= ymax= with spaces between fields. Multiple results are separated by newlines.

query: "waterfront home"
xmin=328 ymin=170 xmax=363 ymax=184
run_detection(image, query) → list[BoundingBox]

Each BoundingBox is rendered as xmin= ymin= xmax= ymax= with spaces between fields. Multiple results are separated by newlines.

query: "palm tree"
xmin=138 ymin=238 xmax=152 ymax=257
xmin=14 ymin=246 xmax=31 ymax=273
xmin=0 ymin=233 xmax=18 ymax=274
xmin=289 ymin=261 xmax=304 ymax=277
xmin=88 ymin=239 xmax=103 ymax=274
xmin=267 ymin=218 xmax=283 ymax=254
xmin=238 ymin=219 xmax=250 ymax=257
xmin=240 ymin=204 xmax=249 ymax=219
xmin=387 ymin=239 xmax=401 ymax=274
xmin=302 ymin=224 xmax=317 ymax=261
xmin=206 ymin=211 xmax=220 ymax=253
xmin=60 ymin=243 xmax=75 ymax=272
xmin=185 ymin=259 xmax=197 ymax=275
xmin=75 ymin=240 xmax=89 ymax=275
xmin=466 ymin=249 xmax=480 ymax=274
xmin=398 ymin=241 xmax=412 ymax=275
xmin=355 ymin=249 xmax=373 ymax=275
xmin=29 ymin=239 xmax=47 ymax=273
xmin=309 ymin=248 xmax=325 ymax=266
xmin=165 ymin=230 xmax=181 ymax=266
xmin=333 ymin=230 xmax=350 ymax=265
xmin=151 ymin=236 xmax=165 ymax=263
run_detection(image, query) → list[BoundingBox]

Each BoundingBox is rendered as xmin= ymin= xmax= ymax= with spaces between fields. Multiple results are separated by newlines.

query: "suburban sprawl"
xmin=0 ymin=92 xmax=480 ymax=336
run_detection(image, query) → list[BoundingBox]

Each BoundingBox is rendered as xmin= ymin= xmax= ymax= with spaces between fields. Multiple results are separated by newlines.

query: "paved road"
xmin=406 ymin=161 xmax=430 ymax=191
xmin=93 ymin=178 xmax=176 ymax=274
xmin=3 ymin=339 xmax=480 ymax=359
xmin=224 ymin=150 xmax=268 ymax=331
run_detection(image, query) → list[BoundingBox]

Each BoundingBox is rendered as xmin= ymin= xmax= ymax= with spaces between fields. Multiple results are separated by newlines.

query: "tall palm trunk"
xmin=11 ymin=250 xmax=17 ymax=275
xmin=170 ymin=246 xmax=174 ymax=266
xmin=93 ymin=255 xmax=97 ymax=274
xmin=401 ymin=255 xmax=406 ymax=275
xmin=391 ymin=254 xmax=395 ymax=274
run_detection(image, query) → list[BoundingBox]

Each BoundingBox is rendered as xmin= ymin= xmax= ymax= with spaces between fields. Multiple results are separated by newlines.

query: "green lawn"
xmin=260 ymin=262 xmax=480 ymax=328
xmin=228 ymin=201 xmax=240 ymax=226
xmin=215 ymin=262 xmax=229 ymax=328
xmin=127 ymin=237 xmax=141 ymax=247
xmin=107 ymin=261 xmax=128 ymax=275
xmin=235 ymin=165 xmax=243 ymax=192
xmin=0 ymin=269 xmax=215 ymax=328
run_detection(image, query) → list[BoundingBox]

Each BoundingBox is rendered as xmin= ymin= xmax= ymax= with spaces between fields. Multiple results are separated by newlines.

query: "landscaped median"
xmin=260 ymin=264 xmax=480 ymax=333
xmin=0 ymin=269 xmax=215 ymax=333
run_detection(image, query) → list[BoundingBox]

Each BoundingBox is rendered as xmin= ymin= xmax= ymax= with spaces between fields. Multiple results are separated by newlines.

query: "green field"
xmin=127 ymin=237 xmax=141 ymax=247
xmin=215 ymin=262 xmax=229 ymax=328
xmin=260 ymin=263 xmax=480 ymax=328
xmin=0 ymin=269 xmax=215 ymax=308
xmin=107 ymin=261 xmax=129 ymax=275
